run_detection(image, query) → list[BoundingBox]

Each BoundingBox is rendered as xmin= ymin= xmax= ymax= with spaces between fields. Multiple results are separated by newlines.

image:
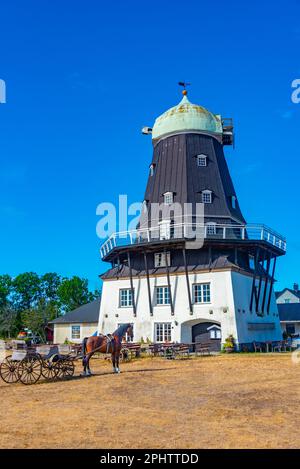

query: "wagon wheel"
xmin=18 ymin=356 xmax=42 ymax=385
xmin=56 ymin=359 xmax=75 ymax=379
xmin=41 ymin=359 xmax=60 ymax=381
xmin=0 ymin=356 xmax=21 ymax=383
xmin=120 ymin=348 xmax=131 ymax=362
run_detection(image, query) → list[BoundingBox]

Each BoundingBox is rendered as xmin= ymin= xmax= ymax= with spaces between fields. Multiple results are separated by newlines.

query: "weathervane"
xmin=178 ymin=81 xmax=191 ymax=96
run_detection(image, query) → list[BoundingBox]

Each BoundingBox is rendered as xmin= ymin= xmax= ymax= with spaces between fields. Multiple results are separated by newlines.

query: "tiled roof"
xmin=49 ymin=298 xmax=100 ymax=324
xmin=278 ymin=303 xmax=300 ymax=322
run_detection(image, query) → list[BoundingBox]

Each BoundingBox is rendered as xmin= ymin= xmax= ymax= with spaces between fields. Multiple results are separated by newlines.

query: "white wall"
xmin=98 ymin=269 xmax=283 ymax=347
xmin=53 ymin=322 xmax=98 ymax=344
xmin=280 ymin=322 xmax=300 ymax=336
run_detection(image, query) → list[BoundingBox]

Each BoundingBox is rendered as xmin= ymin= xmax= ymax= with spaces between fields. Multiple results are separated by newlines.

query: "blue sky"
xmin=0 ymin=0 xmax=299 ymax=291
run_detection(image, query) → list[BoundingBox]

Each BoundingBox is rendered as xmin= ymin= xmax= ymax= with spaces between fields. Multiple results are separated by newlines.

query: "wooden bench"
xmin=195 ymin=342 xmax=211 ymax=356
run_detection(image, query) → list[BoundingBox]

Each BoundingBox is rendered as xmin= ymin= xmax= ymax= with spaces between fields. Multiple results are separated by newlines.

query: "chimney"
xmin=294 ymin=283 xmax=299 ymax=293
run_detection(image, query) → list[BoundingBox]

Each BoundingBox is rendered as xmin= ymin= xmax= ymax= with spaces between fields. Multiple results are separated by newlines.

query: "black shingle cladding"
xmin=144 ymin=133 xmax=245 ymax=224
xmin=49 ymin=298 xmax=100 ymax=324
xmin=278 ymin=303 xmax=300 ymax=322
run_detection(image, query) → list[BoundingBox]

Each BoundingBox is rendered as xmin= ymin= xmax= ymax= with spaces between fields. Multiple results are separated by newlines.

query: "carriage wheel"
xmin=0 ymin=356 xmax=21 ymax=383
xmin=56 ymin=359 xmax=75 ymax=379
xmin=18 ymin=356 xmax=42 ymax=385
xmin=41 ymin=360 xmax=60 ymax=381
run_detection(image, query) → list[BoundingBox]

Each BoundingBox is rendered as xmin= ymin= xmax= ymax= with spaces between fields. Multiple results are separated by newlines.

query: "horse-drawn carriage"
xmin=0 ymin=344 xmax=76 ymax=385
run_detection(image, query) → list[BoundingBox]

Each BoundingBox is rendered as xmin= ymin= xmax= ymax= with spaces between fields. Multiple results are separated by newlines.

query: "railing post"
xmin=129 ymin=232 xmax=133 ymax=244
xmin=147 ymin=229 xmax=150 ymax=242
xmin=223 ymin=227 xmax=226 ymax=239
xmin=242 ymin=227 xmax=245 ymax=239
xmin=261 ymin=228 xmax=264 ymax=240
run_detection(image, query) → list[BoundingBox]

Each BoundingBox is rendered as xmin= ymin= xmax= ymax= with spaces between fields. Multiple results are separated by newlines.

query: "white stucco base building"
xmin=97 ymin=269 xmax=282 ymax=349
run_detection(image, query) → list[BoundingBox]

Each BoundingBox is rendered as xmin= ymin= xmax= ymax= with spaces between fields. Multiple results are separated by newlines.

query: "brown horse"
xmin=81 ymin=323 xmax=133 ymax=376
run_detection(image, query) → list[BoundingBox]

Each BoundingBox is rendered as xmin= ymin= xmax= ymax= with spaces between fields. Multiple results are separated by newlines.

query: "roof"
xmin=49 ymin=298 xmax=100 ymax=324
xmin=152 ymin=94 xmax=223 ymax=141
xmin=278 ymin=303 xmax=300 ymax=322
xmin=143 ymin=132 xmax=246 ymax=225
xmin=275 ymin=288 xmax=300 ymax=300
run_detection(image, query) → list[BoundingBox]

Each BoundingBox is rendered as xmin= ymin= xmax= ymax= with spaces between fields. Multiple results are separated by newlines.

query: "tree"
xmin=12 ymin=272 xmax=42 ymax=311
xmin=0 ymin=305 xmax=18 ymax=338
xmin=57 ymin=276 xmax=97 ymax=312
xmin=0 ymin=274 xmax=12 ymax=307
xmin=21 ymin=298 xmax=58 ymax=342
xmin=40 ymin=272 xmax=62 ymax=303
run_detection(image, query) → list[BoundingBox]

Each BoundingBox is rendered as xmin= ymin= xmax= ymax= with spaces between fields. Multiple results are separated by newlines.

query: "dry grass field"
xmin=0 ymin=354 xmax=300 ymax=449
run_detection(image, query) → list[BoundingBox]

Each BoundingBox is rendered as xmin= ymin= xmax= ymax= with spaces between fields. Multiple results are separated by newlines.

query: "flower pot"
xmin=224 ymin=347 xmax=234 ymax=353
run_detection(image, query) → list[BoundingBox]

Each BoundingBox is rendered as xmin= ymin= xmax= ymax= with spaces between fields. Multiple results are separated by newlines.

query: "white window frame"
xmin=71 ymin=324 xmax=81 ymax=340
xmin=154 ymin=322 xmax=172 ymax=342
xmin=206 ymin=222 xmax=217 ymax=235
xmin=207 ymin=325 xmax=221 ymax=339
xmin=119 ymin=288 xmax=133 ymax=307
xmin=193 ymin=283 xmax=211 ymax=304
xmin=197 ymin=154 xmax=207 ymax=167
xmin=202 ymin=190 xmax=212 ymax=204
xmin=154 ymin=252 xmax=171 ymax=268
xmin=163 ymin=192 xmax=174 ymax=205
xmin=155 ymin=286 xmax=170 ymax=306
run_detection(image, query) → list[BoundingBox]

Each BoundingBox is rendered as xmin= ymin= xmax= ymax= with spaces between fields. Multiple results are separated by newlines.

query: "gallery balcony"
xmin=100 ymin=223 xmax=286 ymax=261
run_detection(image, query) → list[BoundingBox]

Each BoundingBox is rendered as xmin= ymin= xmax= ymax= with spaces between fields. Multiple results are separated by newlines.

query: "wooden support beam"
xmin=182 ymin=248 xmax=193 ymax=314
xmin=256 ymin=250 xmax=266 ymax=313
xmin=261 ymin=254 xmax=271 ymax=314
xmin=127 ymin=251 xmax=137 ymax=317
xmin=267 ymin=257 xmax=277 ymax=314
xmin=250 ymin=248 xmax=260 ymax=312
xmin=117 ymin=256 xmax=121 ymax=280
xmin=143 ymin=251 xmax=153 ymax=316
xmin=164 ymin=249 xmax=174 ymax=316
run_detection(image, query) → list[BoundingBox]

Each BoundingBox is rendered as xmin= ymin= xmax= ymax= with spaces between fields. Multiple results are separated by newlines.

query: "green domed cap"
xmin=152 ymin=93 xmax=223 ymax=141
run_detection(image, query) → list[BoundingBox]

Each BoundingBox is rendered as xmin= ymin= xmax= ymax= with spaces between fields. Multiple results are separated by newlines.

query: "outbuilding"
xmin=49 ymin=299 xmax=100 ymax=344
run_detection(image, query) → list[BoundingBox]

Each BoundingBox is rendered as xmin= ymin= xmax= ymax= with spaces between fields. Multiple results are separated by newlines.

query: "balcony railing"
xmin=100 ymin=223 xmax=287 ymax=259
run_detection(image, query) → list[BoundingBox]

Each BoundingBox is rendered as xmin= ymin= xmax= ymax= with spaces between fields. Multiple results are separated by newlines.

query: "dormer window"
xmin=201 ymin=190 xmax=212 ymax=204
xmin=164 ymin=192 xmax=173 ymax=205
xmin=197 ymin=154 xmax=207 ymax=167
xmin=150 ymin=164 xmax=156 ymax=176
xmin=231 ymin=195 xmax=236 ymax=209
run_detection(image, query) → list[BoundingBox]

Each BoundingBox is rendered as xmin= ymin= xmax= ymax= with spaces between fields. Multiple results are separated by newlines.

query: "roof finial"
xmin=178 ymin=81 xmax=191 ymax=96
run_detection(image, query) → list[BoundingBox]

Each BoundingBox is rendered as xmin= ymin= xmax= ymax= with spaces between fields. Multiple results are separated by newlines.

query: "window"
xmin=118 ymin=323 xmax=134 ymax=342
xmin=231 ymin=195 xmax=236 ymax=209
xmin=197 ymin=154 xmax=207 ymax=167
xmin=71 ymin=325 xmax=81 ymax=340
xmin=286 ymin=323 xmax=295 ymax=335
xmin=210 ymin=329 xmax=221 ymax=339
xmin=154 ymin=252 xmax=171 ymax=268
xmin=206 ymin=223 xmax=217 ymax=235
xmin=155 ymin=286 xmax=170 ymax=305
xmin=201 ymin=190 xmax=212 ymax=204
xmin=155 ymin=323 xmax=172 ymax=342
xmin=119 ymin=289 xmax=133 ymax=307
xmin=193 ymin=283 xmax=211 ymax=304
xmin=284 ymin=299 xmax=291 ymax=304
xmin=163 ymin=192 xmax=173 ymax=205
